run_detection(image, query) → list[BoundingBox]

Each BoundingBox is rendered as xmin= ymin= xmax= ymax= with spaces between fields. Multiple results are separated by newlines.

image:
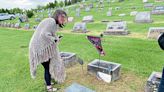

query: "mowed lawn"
xmin=0 ymin=27 xmax=164 ymax=92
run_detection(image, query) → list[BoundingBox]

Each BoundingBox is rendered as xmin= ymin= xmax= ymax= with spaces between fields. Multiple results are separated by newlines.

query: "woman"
xmin=158 ymin=33 xmax=164 ymax=92
xmin=29 ymin=9 xmax=68 ymax=92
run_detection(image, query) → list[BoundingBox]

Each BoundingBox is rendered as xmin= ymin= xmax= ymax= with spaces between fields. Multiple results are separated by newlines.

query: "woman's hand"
xmin=54 ymin=35 xmax=63 ymax=43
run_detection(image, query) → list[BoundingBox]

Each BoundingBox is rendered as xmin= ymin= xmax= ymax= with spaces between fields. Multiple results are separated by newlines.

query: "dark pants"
xmin=158 ymin=68 xmax=164 ymax=92
xmin=42 ymin=60 xmax=51 ymax=86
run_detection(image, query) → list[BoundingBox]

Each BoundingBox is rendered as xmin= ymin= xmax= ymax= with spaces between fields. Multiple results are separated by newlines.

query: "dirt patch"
xmin=57 ymin=64 xmax=147 ymax=92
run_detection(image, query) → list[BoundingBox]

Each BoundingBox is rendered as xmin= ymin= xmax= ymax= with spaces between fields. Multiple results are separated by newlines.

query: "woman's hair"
xmin=51 ymin=9 xmax=68 ymax=28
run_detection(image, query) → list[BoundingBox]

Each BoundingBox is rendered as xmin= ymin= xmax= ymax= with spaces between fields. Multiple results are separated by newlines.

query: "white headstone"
xmin=68 ymin=17 xmax=74 ymax=22
xmin=76 ymin=8 xmax=80 ymax=17
xmin=147 ymin=27 xmax=164 ymax=39
xmin=15 ymin=23 xmax=21 ymax=28
xmin=82 ymin=15 xmax=94 ymax=23
xmin=130 ymin=11 xmax=138 ymax=16
xmin=10 ymin=23 xmax=15 ymax=28
xmin=119 ymin=13 xmax=126 ymax=16
xmin=24 ymin=23 xmax=30 ymax=30
xmin=144 ymin=3 xmax=154 ymax=8
xmin=72 ymin=22 xmax=88 ymax=33
xmin=104 ymin=21 xmax=128 ymax=35
xmin=3 ymin=22 xmax=7 ymax=27
xmin=85 ymin=7 xmax=90 ymax=12
xmin=135 ymin=12 xmax=153 ymax=23
xmin=143 ymin=0 xmax=148 ymax=3
xmin=107 ymin=11 xmax=112 ymax=16
xmin=19 ymin=14 xmax=28 ymax=22
xmin=151 ymin=6 xmax=164 ymax=15
xmin=7 ymin=23 xmax=11 ymax=27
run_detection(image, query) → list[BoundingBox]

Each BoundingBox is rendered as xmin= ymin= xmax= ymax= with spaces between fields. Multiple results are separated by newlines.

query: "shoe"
xmin=47 ymin=86 xmax=58 ymax=92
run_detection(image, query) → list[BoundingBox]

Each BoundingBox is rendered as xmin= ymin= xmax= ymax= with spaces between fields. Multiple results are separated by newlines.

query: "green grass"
xmin=0 ymin=27 xmax=164 ymax=92
xmin=2 ymin=0 xmax=164 ymax=35
xmin=0 ymin=0 xmax=164 ymax=91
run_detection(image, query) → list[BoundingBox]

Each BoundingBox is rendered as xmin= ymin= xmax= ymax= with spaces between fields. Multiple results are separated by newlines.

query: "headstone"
xmin=107 ymin=11 xmax=112 ymax=16
xmin=88 ymin=59 xmax=121 ymax=81
xmin=14 ymin=23 xmax=21 ymax=28
xmin=19 ymin=14 xmax=28 ymax=23
xmin=0 ymin=22 xmax=2 ymax=26
xmin=72 ymin=22 xmax=88 ymax=33
xmin=119 ymin=13 xmax=126 ymax=16
xmin=10 ymin=23 xmax=15 ymax=28
xmin=147 ymin=27 xmax=164 ymax=39
xmin=89 ymin=4 xmax=94 ymax=8
xmin=85 ymin=7 xmax=90 ymax=12
xmin=2 ymin=22 xmax=4 ymax=27
xmin=64 ymin=83 xmax=95 ymax=92
xmin=130 ymin=11 xmax=138 ymax=16
xmin=104 ymin=21 xmax=128 ymax=35
xmin=7 ymin=22 xmax=11 ymax=27
xmin=151 ymin=6 xmax=164 ymax=15
xmin=79 ymin=4 xmax=85 ymax=9
xmin=24 ymin=23 xmax=30 ymax=30
xmin=143 ymin=0 xmax=148 ymax=3
xmin=60 ymin=52 xmax=77 ymax=68
xmin=82 ymin=15 xmax=94 ymax=23
xmin=76 ymin=8 xmax=80 ymax=17
xmin=135 ymin=12 xmax=153 ymax=23
xmin=144 ymin=3 xmax=154 ymax=9
xmin=145 ymin=72 xmax=161 ymax=92
xmin=68 ymin=17 xmax=74 ymax=22
xmin=35 ymin=18 xmax=41 ymax=22
xmin=4 ymin=22 xmax=7 ymax=27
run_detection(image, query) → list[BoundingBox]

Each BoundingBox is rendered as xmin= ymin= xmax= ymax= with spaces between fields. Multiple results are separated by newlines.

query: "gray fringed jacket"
xmin=29 ymin=18 xmax=65 ymax=83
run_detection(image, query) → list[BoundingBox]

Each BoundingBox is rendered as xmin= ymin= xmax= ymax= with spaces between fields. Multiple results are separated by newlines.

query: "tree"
xmin=26 ymin=10 xmax=34 ymax=18
xmin=64 ymin=0 xmax=68 ymax=6
xmin=59 ymin=1 xmax=64 ymax=7
xmin=54 ymin=0 xmax=58 ymax=7
xmin=68 ymin=0 xmax=71 ymax=5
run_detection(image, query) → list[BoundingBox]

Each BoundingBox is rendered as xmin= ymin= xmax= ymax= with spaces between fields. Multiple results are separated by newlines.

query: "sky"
xmin=0 ymin=0 xmax=63 ymax=9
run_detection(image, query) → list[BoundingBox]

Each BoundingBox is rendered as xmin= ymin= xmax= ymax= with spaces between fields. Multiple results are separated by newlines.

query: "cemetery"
xmin=103 ymin=21 xmax=128 ymax=35
xmin=60 ymin=52 xmax=78 ymax=68
xmin=145 ymin=72 xmax=161 ymax=92
xmin=144 ymin=3 xmax=154 ymax=9
xmin=72 ymin=22 xmax=88 ymax=33
xmin=0 ymin=0 xmax=164 ymax=92
xmin=82 ymin=15 xmax=94 ymax=23
xmin=151 ymin=6 xmax=164 ymax=15
xmin=147 ymin=27 xmax=164 ymax=39
xmin=134 ymin=12 xmax=153 ymax=23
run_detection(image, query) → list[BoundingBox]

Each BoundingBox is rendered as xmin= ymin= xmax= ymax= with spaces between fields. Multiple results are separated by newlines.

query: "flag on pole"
xmin=87 ymin=36 xmax=105 ymax=56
